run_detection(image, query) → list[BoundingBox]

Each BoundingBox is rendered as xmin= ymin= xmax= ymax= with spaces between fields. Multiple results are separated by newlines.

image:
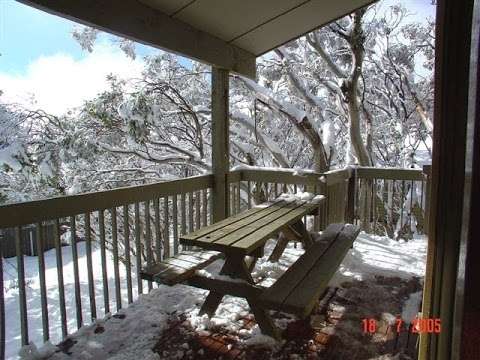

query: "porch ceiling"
xmin=139 ymin=0 xmax=376 ymax=56
xmin=17 ymin=0 xmax=375 ymax=78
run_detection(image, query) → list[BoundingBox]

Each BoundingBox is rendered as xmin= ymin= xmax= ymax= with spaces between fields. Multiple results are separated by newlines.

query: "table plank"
xmin=191 ymin=200 xmax=294 ymax=244
xmin=231 ymin=202 xmax=320 ymax=253
xmin=259 ymin=224 xmax=344 ymax=306
xmin=181 ymin=201 xmax=289 ymax=246
xmin=181 ymin=200 xmax=283 ymax=241
xmin=213 ymin=201 xmax=307 ymax=247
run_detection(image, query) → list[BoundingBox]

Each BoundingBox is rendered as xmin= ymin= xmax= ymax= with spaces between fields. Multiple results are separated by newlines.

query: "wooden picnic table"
xmin=142 ymin=195 xmax=360 ymax=340
xmin=179 ymin=196 xmax=324 ymax=338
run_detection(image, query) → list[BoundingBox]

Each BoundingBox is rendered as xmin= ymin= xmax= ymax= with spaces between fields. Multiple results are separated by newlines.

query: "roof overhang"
xmin=17 ymin=0 xmax=376 ymax=79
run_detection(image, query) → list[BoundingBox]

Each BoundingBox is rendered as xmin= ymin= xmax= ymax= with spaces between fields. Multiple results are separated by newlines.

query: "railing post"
xmin=211 ymin=67 xmax=230 ymax=223
xmin=423 ymin=164 xmax=431 ymax=235
xmin=346 ymin=166 xmax=357 ymax=224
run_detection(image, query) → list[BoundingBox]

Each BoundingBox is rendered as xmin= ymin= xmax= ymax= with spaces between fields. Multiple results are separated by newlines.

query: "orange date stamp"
xmin=362 ymin=318 xmax=441 ymax=334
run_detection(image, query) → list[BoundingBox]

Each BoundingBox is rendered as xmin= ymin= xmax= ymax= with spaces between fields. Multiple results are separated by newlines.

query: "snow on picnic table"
xmin=12 ymin=232 xmax=427 ymax=360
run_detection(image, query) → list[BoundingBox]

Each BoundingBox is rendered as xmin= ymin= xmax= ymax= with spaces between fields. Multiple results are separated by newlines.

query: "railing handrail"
xmin=355 ymin=166 xmax=426 ymax=181
xmin=229 ymin=167 xmax=323 ymax=186
xmin=0 ymin=166 xmax=430 ymax=229
xmin=0 ymin=174 xmax=214 ymax=229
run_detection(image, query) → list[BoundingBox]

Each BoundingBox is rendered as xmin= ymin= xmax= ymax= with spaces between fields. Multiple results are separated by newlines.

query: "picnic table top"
xmin=180 ymin=195 xmax=325 ymax=256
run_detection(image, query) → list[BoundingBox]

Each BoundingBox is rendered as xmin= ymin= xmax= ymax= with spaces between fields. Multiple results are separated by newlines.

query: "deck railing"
xmin=0 ymin=166 xmax=430 ymax=359
xmin=0 ymin=174 xmax=214 ymax=359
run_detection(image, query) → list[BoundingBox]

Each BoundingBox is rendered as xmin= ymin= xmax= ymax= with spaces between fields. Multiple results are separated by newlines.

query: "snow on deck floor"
xmin=16 ymin=232 xmax=427 ymax=360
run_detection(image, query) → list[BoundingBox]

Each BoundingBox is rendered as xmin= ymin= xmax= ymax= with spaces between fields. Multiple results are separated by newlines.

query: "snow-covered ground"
xmin=3 ymin=242 xmax=143 ymax=360
xmin=4 ymin=232 xmax=427 ymax=360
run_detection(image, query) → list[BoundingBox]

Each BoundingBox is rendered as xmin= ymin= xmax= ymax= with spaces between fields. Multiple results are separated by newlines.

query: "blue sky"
xmin=0 ymin=0 xmax=435 ymax=114
xmin=0 ymin=0 xmax=158 ymax=74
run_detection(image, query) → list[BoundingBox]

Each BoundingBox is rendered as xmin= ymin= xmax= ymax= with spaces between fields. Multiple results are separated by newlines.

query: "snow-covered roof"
xmin=18 ymin=0 xmax=376 ymax=79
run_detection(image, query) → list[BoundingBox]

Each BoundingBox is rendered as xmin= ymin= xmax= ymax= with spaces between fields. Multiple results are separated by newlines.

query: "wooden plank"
xmin=123 ymin=205 xmax=133 ymax=304
xmin=154 ymin=198 xmax=161 ymax=260
xmin=182 ymin=201 xmax=291 ymax=246
xmin=134 ymin=203 xmax=143 ymax=295
xmin=0 ymin=174 xmax=213 ymax=228
xmin=84 ymin=213 xmax=97 ymax=320
xmin=141 ymin=251 xmax=222 ymax=285
xmin=261 ymin=224 xmax=344 ymax=306
xmin=70 ymin=216 xmax=83 ymax=329
xmin=53 ymin=219 xmax=67 ymax=338
xmin=172 ymin=195 xmax=179 ymax=255
xmin=36 ymin=222 xmax=49 ymax=341
xmin=195 ymin=191 xmax=201 ymax=230
xmin=240 ymin=168 xmax=322 ymax=186
xmin=231 ymin=202 xmax=320 ymax=253
xmin=211 ymin=67 xmax=230 ymax=223
xmin=163 ymin=197 xmax=170 ymax=258
xmin=323 ymin=168 xmax=352 ymax=186
xmin=15 ymin=227 xmax=29 ymax=345
xmin=213 ymin=201 xmax=308 ymax=248
xmin=281 ymin=225 xmax=360 ymax=317
xmin=111 ymin=207 xmax=123 ymax=307
xmin=17 ymin=0 xmax=256 ymax=78
xmin=202 ymin=190 xmax=208 ymax=227
xmin=98 ymin=210 xmax=110 ymax=314
xmin=356 ymin=167 xmax=424 ymax=181
xmin=181 ymin=201 xmax=281 ymax=241
xmin=260 ymin=224 xmax=359 ymax=317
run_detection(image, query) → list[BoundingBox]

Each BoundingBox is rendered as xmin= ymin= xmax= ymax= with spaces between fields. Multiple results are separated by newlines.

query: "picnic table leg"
xmin=247 ymin=300 xmax=281 ymax=340
xmin=198 ymin=254 xmax=281 ymax=340
xmin=269 ymin=220 xmax=313 ymax=262
xmin=199 ymin=255 xmax=254 ymax=317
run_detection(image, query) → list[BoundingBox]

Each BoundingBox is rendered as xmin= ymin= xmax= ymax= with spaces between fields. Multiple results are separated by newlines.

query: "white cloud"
xmin=0 ymin=42 xmax=145 ymax=115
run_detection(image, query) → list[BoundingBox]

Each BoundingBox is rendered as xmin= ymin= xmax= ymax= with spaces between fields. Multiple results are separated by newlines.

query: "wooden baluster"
xmin=143 ymin=202 xmax=153 ymax=291
xmin=181 ymin=193 xmax=187 ymax=249
xmin=173 ymin=195 xmax=179 ymax=255
xmin=70 ymin=216 xmax=82 ymax=329
xmin=410 ymin=180 xmax=415 ymax=232
xmin=35 ymin=222 xmax=49 ymax=342
xmin=163 ymin=197 xmax=170 ymax=258
xmin=123 ymin=205 xmax=133 ymax=304
xmin=202 ymin=189 xmax=208 ymax=227
xmin=229 ymin=184 xmax=234 ymax=216
xmin=400 ymin=180 xmax=406 ymax=234
xmin=188 ymin=192 xmax=194 ymax=234
xmin=208 ymin=188 xmax=214 ymax=225
xmin=236 ymin=181 xmax=241 ymax=213
xmin=154 ymin=198 xmax=161 ymax=261
xmin=134 ymin=203 xmax=143 ymax=295
xmin=195 ymin=191 xmax=201 ymax=230
xmin=84 ymin=213 xmax=97 ymax=320
xmin=111 ymin=207 xmax=124 ymax=305
xmin=247 ymin=181 xmax=252 ymax=209
xmin=53 ymin=219 xmax=67 ymax=337
xmin=98 ymin=210 xmax=110 ymax=314
xmin=15 ymin=227 xmax=29 ymax=345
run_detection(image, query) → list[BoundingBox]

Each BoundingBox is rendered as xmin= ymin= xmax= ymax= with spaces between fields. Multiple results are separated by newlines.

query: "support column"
xmin=211 ymin=67 xmax=230 ymax=223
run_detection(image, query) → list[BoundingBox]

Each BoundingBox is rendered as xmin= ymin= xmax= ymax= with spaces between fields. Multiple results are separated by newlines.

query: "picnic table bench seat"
xmin=140 ymin=250 xmax=222 ymax=286
xmin=259 ymin=223 xmax=360 ymax=318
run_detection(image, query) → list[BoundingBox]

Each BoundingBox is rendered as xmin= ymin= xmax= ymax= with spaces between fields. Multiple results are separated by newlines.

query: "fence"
xmin=0 ymin=166 xmax=430 ymax=359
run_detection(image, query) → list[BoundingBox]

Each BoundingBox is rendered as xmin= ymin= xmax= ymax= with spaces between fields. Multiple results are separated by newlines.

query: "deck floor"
xmin=35 ymin=233 xmax=426 ymax=360
xmin=150 ymin=276 xmax=421 ymax=360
